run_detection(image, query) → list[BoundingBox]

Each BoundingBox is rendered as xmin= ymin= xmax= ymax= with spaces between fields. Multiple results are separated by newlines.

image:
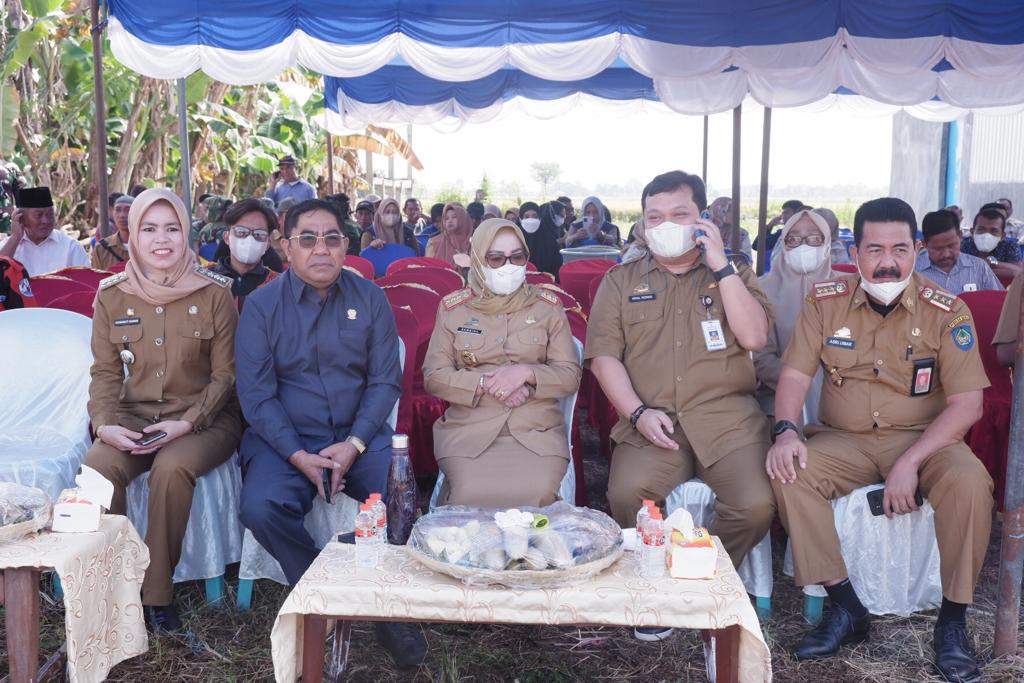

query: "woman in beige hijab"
xmin=360 ymin=196 xmax=421 ymax=255
xmin=425 ymin=201 xmax=473 ymax=267
xmin=424 ymin=218 xmax=582 ymax=507
xmin=84 ymin=188 xmax=241 ymax=634
xmin=754 ymin=208 xmax=837 ymax=425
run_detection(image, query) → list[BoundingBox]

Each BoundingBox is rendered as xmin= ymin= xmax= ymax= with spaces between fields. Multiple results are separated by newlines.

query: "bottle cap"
xmin=650 ymin=509 xmax=662 ymax=520
xmin=642 ymin=499 xmax=655 ymax=508
xmin=369 ymin=492 xmax=382 ymax=501
xmin=360 ymin=503 xmax=372 ymax=511
xmin=392 ymin=434 xmax=410 ymax=449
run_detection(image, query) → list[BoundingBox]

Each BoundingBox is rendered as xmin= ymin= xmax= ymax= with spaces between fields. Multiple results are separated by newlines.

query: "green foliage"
xmin=433 ymin=184 xmax=470 ymax=206
xmin=529 ymin=161 xmax=561 ymax=200
xmin=0 ymin=86 xmax=18 ymax=157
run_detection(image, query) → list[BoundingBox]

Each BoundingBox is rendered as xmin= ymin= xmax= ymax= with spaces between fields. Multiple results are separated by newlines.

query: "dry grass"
xmin=2 ymin=420 xmax=1022 ymax=681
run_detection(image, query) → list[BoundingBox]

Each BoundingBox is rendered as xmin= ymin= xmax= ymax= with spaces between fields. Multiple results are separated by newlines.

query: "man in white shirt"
xmin=0 ymin=187 xmax=88 ymax=275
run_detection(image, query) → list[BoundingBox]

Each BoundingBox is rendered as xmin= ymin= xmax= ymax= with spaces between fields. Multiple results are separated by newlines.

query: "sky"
xmin=402 ymin=99 xmax=894 ymax=201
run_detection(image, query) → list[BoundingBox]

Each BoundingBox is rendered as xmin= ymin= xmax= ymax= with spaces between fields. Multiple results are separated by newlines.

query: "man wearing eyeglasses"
xmin=234 ymin=199 xmax=426 ymax=668
xmin=210 ymin=198 xmax=280 ymax=312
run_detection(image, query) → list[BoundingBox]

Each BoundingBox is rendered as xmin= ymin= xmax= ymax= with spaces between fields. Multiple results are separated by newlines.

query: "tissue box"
xmin=51 ymin=490 xmax=102 ymax=533
xmin=667 ymin=527 xmax=717 ymax=579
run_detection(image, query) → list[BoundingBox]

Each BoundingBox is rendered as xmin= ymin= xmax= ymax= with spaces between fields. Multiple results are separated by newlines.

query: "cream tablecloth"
xmin=271 ymin=538 xmax=771 ymax=682
xmin=0 ymin=515 xmax=150 ymax=683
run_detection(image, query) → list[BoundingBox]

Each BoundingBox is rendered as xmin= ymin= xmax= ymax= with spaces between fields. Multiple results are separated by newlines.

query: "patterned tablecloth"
xmin=0 ymin=515 xmax=150 ymax=683
xmin=271 ymin=538 xmax=771 ymax=682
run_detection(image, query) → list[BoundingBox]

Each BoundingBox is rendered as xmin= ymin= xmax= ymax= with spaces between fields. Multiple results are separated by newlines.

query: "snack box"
xmin=667 ymin=526 xmax=717 ymax=579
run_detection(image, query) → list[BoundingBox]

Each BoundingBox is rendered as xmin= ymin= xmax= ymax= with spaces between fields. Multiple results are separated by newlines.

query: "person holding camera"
xmin=83 ymin=188 xmax=242 ymax=635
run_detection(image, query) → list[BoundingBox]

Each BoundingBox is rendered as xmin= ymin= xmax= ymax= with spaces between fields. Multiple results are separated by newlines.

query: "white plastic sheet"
xmin=783 ymin=483 xmax=942 ymax=616
xmin=0 ymin=309 xmax=93 ymax=500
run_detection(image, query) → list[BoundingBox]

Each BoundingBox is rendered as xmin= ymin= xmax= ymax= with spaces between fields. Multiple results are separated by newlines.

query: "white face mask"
xmin=645 ymin=221 xmax=696 ymax=258
xmin=553 ymin=216 xmax=564 ymax=228
xmin=858 ymin=266 xmax=913 ymax=306
xmin=231 ymin=235 xmax=268 ymax=265
xmin=484 ymin=263 xmax=526 ymax=295
xmin=381 ymin=213 xmax=400 ymax=227
xmin=785 ymin=244 xmax=826 ymax=274
xmin=972 ymin=232 xmax=1000 ymax=253
xmin=520 ymin=218 xmax=541 ymax=234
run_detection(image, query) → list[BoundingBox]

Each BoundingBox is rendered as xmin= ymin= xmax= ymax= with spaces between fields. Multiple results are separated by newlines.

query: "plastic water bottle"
xmin=640 ymin=509 xmax=666 ymax=579
xmin=368 ymin=492 xmax=387 ymax=545
xmin=355 ymin=503 xmax=378 ymax=568
xmin=386 ymin=434 xmax=419 ymax=545
xmin=635 ymin=500 xmax=655 ymax=573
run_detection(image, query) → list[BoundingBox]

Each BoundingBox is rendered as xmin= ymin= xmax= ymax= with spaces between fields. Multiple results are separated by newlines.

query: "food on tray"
xmin=0 ymin=482 xmax=52 ymax=541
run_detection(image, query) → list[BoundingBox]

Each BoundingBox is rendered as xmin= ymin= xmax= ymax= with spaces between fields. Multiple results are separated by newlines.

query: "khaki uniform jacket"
xmin=88 ymin=267 xmax=239 ymax=431
xmin=90 ymin=232 xmax=129 ymax=271
xmin=783 ymin=273 xmax=989 ymax=433
xmin=584 ymin=257 xmax=773 ymax=467
xmin=993 ymin=271 xmax=1023 ymax=346
xmin=423 ymin=288 xmax=582 ymax=460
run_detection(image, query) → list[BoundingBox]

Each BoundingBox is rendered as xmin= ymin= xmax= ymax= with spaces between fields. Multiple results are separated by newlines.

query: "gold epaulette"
xmin=536 ymin=289 xmax=560 ymax=306
xmin=196 ymin=266 xmax=231 ymax=288
xmin=812 ymin=280 xmax=851 ymax=300
xmin=443 ymin=288 xmax=475 ymax=310
xmin=919 ymin=285 xmax=956 ymax=312
xmin=98 ymin=272 xmax=128 ymax=290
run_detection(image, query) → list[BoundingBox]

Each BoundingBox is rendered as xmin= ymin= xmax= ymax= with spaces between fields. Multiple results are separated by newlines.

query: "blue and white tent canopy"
xmin=109 ymin=1 xmax=1024 ymax=115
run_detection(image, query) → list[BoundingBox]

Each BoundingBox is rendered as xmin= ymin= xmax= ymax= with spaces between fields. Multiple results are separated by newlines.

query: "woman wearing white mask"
xmin=424 ymin=218 xmax=582 ymax=506
xmin=565 ymin=195 xmax=620 ymax=247
xmin=213 ymin=198 xmax=280 ymax=312
xmin=360 ymin=197 xmax=422 ymax=254
xmin=523 ymin=201 xmax=565 ymax=279
xmin=754 ymin=209 xmax=836 ymax=424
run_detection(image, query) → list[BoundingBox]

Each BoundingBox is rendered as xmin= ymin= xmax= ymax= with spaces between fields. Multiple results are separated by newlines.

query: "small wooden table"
xmin=271 ymin=540 xmax=771 ymax=682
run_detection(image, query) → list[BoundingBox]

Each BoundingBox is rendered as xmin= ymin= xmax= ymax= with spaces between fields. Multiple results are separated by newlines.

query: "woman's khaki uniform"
xmin=84 ymin=267 xmax=241 ymax=605
xmin=424 ymin=287 xmax=582 ymax=507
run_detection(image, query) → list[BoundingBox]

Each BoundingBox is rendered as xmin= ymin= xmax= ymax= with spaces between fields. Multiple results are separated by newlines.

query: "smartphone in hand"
xmin=322 ymin=467 xmax=332 ymax=504
xmin=867 ymin=487 xmax=924 ymax=516
xmin=134 ymin=430 xmax=167 ymax=447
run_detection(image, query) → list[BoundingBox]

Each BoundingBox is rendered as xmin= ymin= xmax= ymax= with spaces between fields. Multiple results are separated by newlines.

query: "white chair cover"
xmin=429 ymin=338 xmax=584 ymax=511
xmin=239 ymin=339 xmax=404 ymax=584
xmin=664 ymin=479 xmax=773 ymax=600
xmin=127 ymin=453 xmax=244 ymax=582
xmin=0 ymin=309 xmax=93 ymax=500
xmin=783 ymin=483 xmax=942 ymax=616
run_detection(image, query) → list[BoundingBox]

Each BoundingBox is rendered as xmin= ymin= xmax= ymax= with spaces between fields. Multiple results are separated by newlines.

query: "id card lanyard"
xmin=697 ymin=270 xmax=727 ymax=352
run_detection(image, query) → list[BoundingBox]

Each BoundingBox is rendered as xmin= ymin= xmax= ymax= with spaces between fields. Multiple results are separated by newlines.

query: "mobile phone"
xmin=134 ymin=430 xmax=167 ymax=447
xmin=866 ymin=487 xmax=924 ymax=516
xmin=322 ymin=467 xmax=332 ymax=504
xmin=696 ymin=210 xmax=711 ymax=253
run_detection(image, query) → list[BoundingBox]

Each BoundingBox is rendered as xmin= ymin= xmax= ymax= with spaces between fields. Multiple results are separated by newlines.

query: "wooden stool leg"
xmin=302 ymin=614 xmax=328 ymax=682
xmin=702 ymin=625 xmax=740 ymax=683
xmin=5 ymin=568 xmax=41 ymax=683
xmin=328 ymin=620 xmax=352 ymax=682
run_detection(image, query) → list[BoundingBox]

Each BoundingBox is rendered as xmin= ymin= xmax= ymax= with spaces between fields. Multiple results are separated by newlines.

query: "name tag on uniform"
xmin=628 ymin=293 xmax=656 ymax=302
xmin=456 ymin=326 xmax=482 ymax=335
xmin=701 ymin=319 xmax=727 ymax=351
xmin=962 ymin=283 xmax=977 ymax=292
xmin=911 ymin=357 xmax=936 ymax=396
xmin=826 ymin=337 xmax=855 ymax=349
xmin=114 ymin=317 xmax=141 ymax=326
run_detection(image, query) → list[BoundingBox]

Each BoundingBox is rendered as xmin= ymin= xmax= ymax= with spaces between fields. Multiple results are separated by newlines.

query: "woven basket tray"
xmin=0 ymin=513 xmax=49 ymax=544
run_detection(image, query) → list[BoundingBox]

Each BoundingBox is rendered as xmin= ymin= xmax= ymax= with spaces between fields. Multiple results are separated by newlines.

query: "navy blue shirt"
xmin=235 ymin=268 xmax=401 ymax=460
xmin=961 ymin=236 xmax=1021 ymax=263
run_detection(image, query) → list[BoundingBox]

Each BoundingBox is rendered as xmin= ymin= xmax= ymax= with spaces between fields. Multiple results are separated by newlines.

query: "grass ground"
xmin=2 ymin=419 xmax=1022 ymax=682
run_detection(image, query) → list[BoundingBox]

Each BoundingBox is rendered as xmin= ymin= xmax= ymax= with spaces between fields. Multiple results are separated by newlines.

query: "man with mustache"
xmin=767 ymin=197 xmax=992 ymax=683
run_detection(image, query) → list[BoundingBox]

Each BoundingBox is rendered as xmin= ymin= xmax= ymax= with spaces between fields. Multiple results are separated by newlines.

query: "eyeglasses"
xmin=231 ymin=225 xmax=269 ymax=242
xmin=784 ymin=234 xmax=826 ymax=248
xmin=484 ymin=251 xmax=529 ymax=268
xmin=288 ymin=232 xmax=346 ymax=250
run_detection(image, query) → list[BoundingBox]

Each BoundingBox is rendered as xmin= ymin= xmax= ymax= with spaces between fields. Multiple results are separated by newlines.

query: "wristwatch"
xmin=712 ymin=263 xmax=737 ymax=282
xmin=346 ymin=435 xmax=367 ymax=455
xmin=771 ymin=420 xmax=799 ymax=442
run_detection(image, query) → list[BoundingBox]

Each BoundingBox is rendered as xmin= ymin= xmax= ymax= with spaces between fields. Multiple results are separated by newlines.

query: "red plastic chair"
xmin=381 ymin=283 xmax=442 ymax=345
xmin=559 ymin=258 xmax=615 ymax=312
xmin=961 ymin=290 xmax=1012 ymax=508
xmin=29 ymin=276 xmax=92 ymax=306
xmin=537 ymin=283 xmax=583 ymax=312
xmin=52 ymin=266 xmax=109 ymax=289
xmin=563 ymin=308 xmax=589 ymax=346
xmin=108 ymin=261 xmax=128 ymax=273
xmin=525 ymin=272 xmax=555 ymax=285
xmin=377 ymin=267 xmax=464 ymax=296
xmin=386 ymin=256 xmax=458 ymax=276
xmin=343 ymin=255 xmax=375 ymax=280
xmin=832 ymin=263 xmax=858 ymax=274
xmin=390 ymin=305 xmax=445 ymax=476
xmin=47 ymin=290 xmax=96 ymax=317
xmin=587 ymin=274 xmax=606 ymax=317
xmin=999 ymin=275 xmax=1015 ymax=289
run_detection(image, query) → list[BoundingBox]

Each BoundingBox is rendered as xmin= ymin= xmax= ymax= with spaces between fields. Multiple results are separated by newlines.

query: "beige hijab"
xmin=118 ymin=188 xmax=213 ymax=306
xmin=466 ymin=218 xmax=538 ymax=315
xmin=759 ymin=209 xmax=836 ymax=350
xmin=426 ymin=202 xmax=473 ymax=266
xmin=372 ymin=197 xmax=402 ymax=244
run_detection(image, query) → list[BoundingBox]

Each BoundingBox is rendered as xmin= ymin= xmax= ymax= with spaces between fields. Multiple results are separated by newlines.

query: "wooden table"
xmin=271 ymin=540 xmax=771 ymax=682
xmin=1 ymin=566 xmax=65 ymax=682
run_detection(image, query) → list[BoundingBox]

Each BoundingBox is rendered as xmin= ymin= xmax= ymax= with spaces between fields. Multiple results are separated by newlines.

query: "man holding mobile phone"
xmin=765 ymin=198 xmax=992 ymax=682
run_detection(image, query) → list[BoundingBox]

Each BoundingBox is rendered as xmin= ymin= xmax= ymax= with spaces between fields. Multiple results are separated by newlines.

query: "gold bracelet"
xmin=346 ymin=436 xmax=367 ymax=455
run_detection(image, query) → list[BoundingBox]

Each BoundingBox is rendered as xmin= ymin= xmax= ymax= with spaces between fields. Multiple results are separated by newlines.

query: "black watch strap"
xmin=630 ymin=405 xmax=649 ymax=429
xmin=712 ymin=263 xmax=737 ymax=282
xmin=772 ymin=419 xmax=799 ymax=442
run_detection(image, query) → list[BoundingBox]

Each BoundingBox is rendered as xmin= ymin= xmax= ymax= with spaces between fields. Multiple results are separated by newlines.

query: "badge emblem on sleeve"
xmin=951 ymin=325 xmax=974 ymax=351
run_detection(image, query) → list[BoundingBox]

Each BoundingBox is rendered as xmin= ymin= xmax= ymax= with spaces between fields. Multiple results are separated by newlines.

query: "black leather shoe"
xmin=375 ymin=621 xmax=427 ymax=670
xmin=933 ymin=621 xmax=982 ymax=683
xmin=144 ymin=603 xmax=183 ymax=634
xmin=794 ymin=604 xmax=871 ymax=660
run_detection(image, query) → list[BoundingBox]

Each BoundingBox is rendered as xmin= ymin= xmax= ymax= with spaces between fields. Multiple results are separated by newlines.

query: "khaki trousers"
xmin=772 ymin=428 xmax=992 ymax=604
xmin=439 ymin=434 xmax=568 ymax=508
xmin=84 ymin=409 xmax=240 ymax=605
xmin=607 ymin=434 xmax=775 ymax=569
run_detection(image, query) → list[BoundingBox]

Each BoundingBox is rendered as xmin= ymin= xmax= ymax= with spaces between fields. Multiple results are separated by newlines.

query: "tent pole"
xmin=702 ymin=115 xmax=709 ymax=182
xmin=176 ymin=78 xmax=192 ymax=224
xmin=326 ymin=132 xmax=335 ymax=195
xmin=994 ymin=302 xmax=1024 ymax=656
xmin=756 ymin=107 xmax=772 ymax=275
xmin=90 ymin=0 xmax=109 ymax=238
xmin=730 ymin=105 xmax=741 ymax=254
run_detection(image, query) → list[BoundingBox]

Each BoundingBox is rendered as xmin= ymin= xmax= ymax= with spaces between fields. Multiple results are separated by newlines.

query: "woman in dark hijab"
xmin=523 ymin=201 xmax=565 ymax=279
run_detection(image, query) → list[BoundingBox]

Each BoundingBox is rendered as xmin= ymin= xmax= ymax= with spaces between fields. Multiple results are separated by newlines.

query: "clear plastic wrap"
xmin=0 ymin=482 xmax=52 ymax=542
xmin=407 ymin=501 xmax=623 ymax=588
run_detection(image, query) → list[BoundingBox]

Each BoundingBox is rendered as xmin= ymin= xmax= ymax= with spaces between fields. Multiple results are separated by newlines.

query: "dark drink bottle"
xmin=386 ymin=434 xmax=418 ymax=544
